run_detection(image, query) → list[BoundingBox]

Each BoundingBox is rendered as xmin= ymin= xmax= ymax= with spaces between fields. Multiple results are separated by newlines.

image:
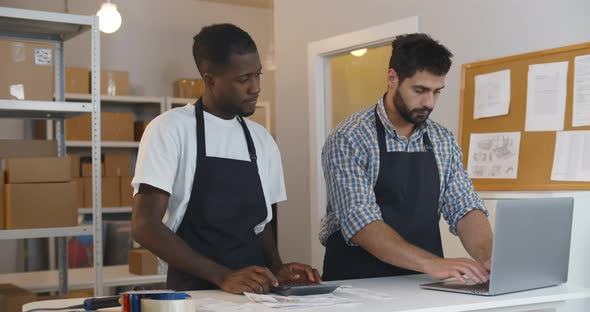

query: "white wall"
xmin=0 ymin=0 xmax=274 ymax=137
xmin=274 ymin=0 xmax=590 ymax=265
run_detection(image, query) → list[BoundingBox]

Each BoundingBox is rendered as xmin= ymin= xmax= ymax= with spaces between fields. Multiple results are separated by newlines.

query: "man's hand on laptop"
xmin=423 ymin=257 xmax=490 ymax=284
xmin=484 ymin=258 xmax=491 ymax=272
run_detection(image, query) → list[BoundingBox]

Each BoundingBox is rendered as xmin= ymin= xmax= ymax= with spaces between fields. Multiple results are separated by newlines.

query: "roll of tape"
xmin=141 ymin=298 xmax=194 ymax=312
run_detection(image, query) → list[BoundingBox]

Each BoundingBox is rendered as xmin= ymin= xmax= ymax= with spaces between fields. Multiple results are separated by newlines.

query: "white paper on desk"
xmin=244 ymin=292 xmax=357 ymax=309
xmin=525 ymin=62 xmax=569 ymax=131
xmin=551 ymin=131 xmax=590 ymax=181
xmin=467 ymin=132 xmax=521 ymax=179
xmin=573 ymin=55 xmax=590 ymax=127
xmin=193 ymin=297 xmax=255 ymax=312
xmin=474 ymin=70 xmax=511 ymax=119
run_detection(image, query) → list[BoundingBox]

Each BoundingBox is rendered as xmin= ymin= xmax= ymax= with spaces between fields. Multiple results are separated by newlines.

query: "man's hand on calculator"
xmin=270 ymin=262 xmax=322 ymax=285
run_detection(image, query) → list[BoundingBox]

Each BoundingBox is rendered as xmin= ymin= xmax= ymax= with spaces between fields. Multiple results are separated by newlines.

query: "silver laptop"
xmin=421 ymin=197 xmax=573 ymax=296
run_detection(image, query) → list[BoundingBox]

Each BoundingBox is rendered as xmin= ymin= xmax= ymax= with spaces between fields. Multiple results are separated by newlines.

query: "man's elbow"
xmin=131 ymin=216 xmax=150 ymax=245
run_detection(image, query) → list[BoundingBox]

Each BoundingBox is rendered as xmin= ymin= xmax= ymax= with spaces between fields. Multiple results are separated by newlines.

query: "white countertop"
xmin=23 ymin=274 xmax=590 ymax=312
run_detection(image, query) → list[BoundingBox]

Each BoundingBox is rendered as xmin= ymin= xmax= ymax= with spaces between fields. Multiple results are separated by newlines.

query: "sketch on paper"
xmin=467 ymin=132 xmax=521 ymax=179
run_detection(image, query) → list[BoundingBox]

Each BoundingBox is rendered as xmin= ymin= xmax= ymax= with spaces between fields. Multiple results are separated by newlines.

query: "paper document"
xmin=474 ymin=70 xmax=511 ymax=119
xmin=244 ymin=286 xmax=394 ymax=309
xmin=573 ymin=55 xmax=590 ymax=127
xmin=551 ymin=131 xmax=590 ymax=181
xmin=193 ymin=297 xmax=255 ymax=312
xmin=525 ymin=62 xmax=569 ymax=131
xmin=467 ymin=132 xmax=521 ymax=179
xmin=244 ymin=292 xmax=356 ymax=309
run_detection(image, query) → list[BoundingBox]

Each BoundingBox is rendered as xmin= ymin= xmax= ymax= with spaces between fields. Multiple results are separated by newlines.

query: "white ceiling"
xmin=199 ymin=0 xmax=273 ymax=9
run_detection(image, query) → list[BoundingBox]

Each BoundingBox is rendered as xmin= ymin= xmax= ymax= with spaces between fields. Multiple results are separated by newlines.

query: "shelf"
xmin=65 ymin=93 xmax=162 ymax=105
xmin=0 ymin=7 xmax=92 ymax=41
xmin=0 ymin=100 xmax=91 ymax=119
xmin=0 ymin=265 xmax=165 ymax=293
xmin=66 ymin=141 xmax=140 ymax=148
xmin=78 ymin=207 xmax=132 ymax=214
xmin=0 ymin=225 xmax=93 ymax=240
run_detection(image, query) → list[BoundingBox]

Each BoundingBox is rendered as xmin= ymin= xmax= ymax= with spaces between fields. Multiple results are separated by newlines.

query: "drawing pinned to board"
xmin=467 ymin=132 xmax=521 ymax=179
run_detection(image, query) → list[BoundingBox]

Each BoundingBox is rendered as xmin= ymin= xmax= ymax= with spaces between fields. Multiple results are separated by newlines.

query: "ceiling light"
xmin=350 ymin=48 xmax=368 ymax=57
xmin=97 ymin=2 xmax=122 ymax=34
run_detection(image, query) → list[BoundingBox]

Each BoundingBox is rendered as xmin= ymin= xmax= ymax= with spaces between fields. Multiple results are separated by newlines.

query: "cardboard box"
xmin=0 ymin=39 xmax=53 ymax=101
xmin=134 ymin=120 xmax=151 ymax=141
xmin=66 ymin=112 xmax=134 ymax=141
xmin=74 ymin=178 xmax=84 ymax=208
xmin=65 ymin=67 xmax=90 ymax=94
xmin=69 ymin=154 xmax=81 ymax=178
xmin=174 ymin=78 xmax=204 ymax=99
xmin=0 ymin=140 xmax=57 ymax=158
xmin=0 ymin=284 xmax=37 ymax=312
xmin=4 ymin=182 xmax=78 ymax=229
xmin=83 ymin=176 xmax=120 ymax=208
xmin=100 ymin=70 xmax=129 ymax=96
xmin=81 ymin=161 xmax=104 ymax=177
xmin=104 ymin=152 xmax=132 ymax=177
xmin=120 ymin=176 xmax=133 ymax=206
xmin=128 ymin=249 xmax=158 ymax=275
xmin=5 ymin=156 xmax=72 ymax=183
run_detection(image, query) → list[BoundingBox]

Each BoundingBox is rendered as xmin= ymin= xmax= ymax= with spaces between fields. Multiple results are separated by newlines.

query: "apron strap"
xmin=194 ymin=98 xmax=258 ymax=163
xmin=374 ymin=106 xmax=434 ymax=154
xmin=195 ymin=98 xmax=207 ymax=161
xmin=237 ymin=116 xmax=258 ymax=163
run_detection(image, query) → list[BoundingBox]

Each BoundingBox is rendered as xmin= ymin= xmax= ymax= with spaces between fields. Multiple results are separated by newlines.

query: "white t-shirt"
xmin=132 ymin=104 xmax=287 ymax=235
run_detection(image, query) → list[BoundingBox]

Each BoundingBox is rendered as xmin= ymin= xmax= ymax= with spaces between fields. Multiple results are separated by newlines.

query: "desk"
xmin=23 ymin=275 xmax=590 ymax=312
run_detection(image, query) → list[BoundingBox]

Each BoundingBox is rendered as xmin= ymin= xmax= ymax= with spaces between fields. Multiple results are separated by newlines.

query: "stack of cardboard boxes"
xmin=79 ymin=151 xmax=133 ymax=208
xmin=0 ymin=140 xmax=79 ymax=229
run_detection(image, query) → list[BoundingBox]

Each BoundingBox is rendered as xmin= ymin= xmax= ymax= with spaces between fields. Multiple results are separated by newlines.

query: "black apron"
xmin=167 ymin=98 xmax=268 ymax=290
xmin=322 ymin=107 xmax=443 ymax=281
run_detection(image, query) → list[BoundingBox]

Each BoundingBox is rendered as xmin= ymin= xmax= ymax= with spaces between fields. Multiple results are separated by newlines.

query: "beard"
xmin=393 ymin=90 xmax=432 ymax=126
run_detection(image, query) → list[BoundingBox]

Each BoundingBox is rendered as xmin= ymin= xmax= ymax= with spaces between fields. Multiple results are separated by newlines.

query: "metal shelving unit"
xmin=66 ymin=140 xmax=140 ymax=148
xmin=0 ymin=7 xmax=103 ymax=295
xmin=0 ymin=226 xmax=93 ymax=240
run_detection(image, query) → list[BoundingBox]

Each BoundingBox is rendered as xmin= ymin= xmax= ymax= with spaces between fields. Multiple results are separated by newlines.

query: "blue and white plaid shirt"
xmin=319 ymin=96 xmax=487 ymax=246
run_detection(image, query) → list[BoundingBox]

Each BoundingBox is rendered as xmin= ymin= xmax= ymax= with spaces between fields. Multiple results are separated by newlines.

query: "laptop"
xmin=421 ymin=197 xmax=573 ymax=296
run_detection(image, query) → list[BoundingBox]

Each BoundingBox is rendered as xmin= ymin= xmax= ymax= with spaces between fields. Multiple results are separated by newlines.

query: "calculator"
xmin=270 ymin=284 xmax=340 ymax=296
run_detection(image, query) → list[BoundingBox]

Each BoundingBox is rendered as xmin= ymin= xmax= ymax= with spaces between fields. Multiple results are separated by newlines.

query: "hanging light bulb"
xmin=350 ymin=48 xmax=368 ymax=57
xmin=96 ymin=1 xmax=122 ymax=34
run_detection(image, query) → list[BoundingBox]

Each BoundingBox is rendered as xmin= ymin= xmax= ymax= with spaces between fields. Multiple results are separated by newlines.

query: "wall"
xmin=274 ymin=0 xmax=590 ymax=265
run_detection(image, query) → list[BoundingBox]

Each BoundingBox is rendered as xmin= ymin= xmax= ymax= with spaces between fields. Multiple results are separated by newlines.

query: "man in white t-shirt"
xmin=131 ymin=23 xmax=320 ymax=294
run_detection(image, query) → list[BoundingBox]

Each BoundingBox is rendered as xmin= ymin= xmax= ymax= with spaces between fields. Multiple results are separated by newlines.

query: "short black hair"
xmin=192 ymin=23 xmax=258 ymax=76
xmin=388 ymin=33 xmax=453 ymax=82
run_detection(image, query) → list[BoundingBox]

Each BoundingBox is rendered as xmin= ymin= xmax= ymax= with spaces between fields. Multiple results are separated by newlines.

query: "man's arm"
xmin=456 ymin=210 xmax=493 ymax=269
xmin=132 ymin=184 xmax=278 ymax=294
xmin=323 ymin=132 xmax=488 ymax=284
xmin=441 ymin=133 xmax=493 ymax=271
xmin=351 ymin=220 xmax=489 ymax=283
xmin=257 ymin=204 xmax=321 ymax=284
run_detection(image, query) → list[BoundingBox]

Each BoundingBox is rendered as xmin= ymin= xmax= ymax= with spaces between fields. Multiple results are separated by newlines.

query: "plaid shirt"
xmin=319 ymin=97 xmax=487 ymax=246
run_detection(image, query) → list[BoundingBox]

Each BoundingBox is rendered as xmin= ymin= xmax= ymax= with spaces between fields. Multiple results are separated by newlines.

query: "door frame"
xmin=306 ymin=16 xmax=420 ymax=269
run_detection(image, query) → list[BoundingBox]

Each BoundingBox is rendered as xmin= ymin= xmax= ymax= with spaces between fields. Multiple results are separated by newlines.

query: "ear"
xmin=203 ymin=72 xmax=214 ymax=89
xmin=387 ymin=68 xmax=399 ymax=91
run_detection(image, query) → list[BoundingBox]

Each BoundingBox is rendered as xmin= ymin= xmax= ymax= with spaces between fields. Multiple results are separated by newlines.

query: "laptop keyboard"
xmin=442 ymin=280 xmax=490 ymax=292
